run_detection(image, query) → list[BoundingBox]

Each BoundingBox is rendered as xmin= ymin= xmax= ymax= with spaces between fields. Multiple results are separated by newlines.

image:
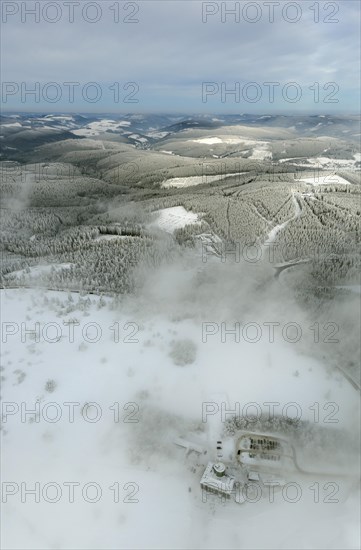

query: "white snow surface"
xmin=190 ymin=136 xmax=272 ymax=160
xmin=149 ymin=206 xmax=200 ymax=232
xmin=280 ymin=156 xmax=359 ymax=171
xmin=1 ymin=122 xmax=22 ymax=128
xmin=71 ymin=120 xmax=131 ymax=136
xmin=298 ymin=174 xmax=350 ymax=185
xmin=162 ymin=173 xmax=246 ymax=188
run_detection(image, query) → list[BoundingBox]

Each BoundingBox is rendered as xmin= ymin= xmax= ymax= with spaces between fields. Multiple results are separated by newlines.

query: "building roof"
xmin=200 ymin=462 xmax=235 ymax=495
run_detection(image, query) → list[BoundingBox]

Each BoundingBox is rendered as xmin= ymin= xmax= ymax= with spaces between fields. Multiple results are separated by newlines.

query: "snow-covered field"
xmin=147 ymin=131 xmax=171 ymax=139
xmin=191 ymin=137 xmax=258 ymax=146
xmin=297 ymin=174 xmax=350 ymax=185
xmin=280 ymin=156 xmax=360 ymax=171
xmin=248 ymin=143 xmax=272 ymax=160
xmin=149 ymin=206 xmax=201 ymax=232
xmin=1 ymin=122 xmax=22 ymax=128
xmin=190 ymin=136 xmax=272 ymax=160
xmin=161 ymin=173 xmax=247 ymax=188
xmin=71 ymin=120 xmax=131 ymax=137
xmin=161 ymin=175 xmax=225 ymax=188
xmin=128 ymin=134 xmax=148 ymax=143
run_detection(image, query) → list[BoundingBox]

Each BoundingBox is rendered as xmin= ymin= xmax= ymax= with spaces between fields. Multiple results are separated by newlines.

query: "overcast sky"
xmin=1 ymin=0 xmax=360 ymax=113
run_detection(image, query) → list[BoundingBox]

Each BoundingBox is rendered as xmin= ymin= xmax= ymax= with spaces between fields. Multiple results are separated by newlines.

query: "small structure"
xmin=200 ymin=462 xmax=235 ymax=500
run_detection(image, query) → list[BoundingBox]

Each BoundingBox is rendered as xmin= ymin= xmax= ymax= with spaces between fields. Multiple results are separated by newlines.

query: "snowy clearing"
xmin=248 ymin=143 xmax=272 ymax=160
xmin=161 ymin=172 xmax=247 ymax=188
xmin=280 ymin=156 xmax=359 ymax=171
xmin=149 ymin=206 xmax=200 ymax=233
xmin=1 ymin=122 xmax=22 ymax=128
xmin=192 ymin=137 xmax=224 ymax=145
xmin=190 ymin=137 xmax=272 ymax=160
xmin=71 ymin=128 xmax=99 ymax=137
xmin=71 ymin=120 xmax=131 ymax=136
xmin=297 ymin=174 xmax=350 ymax=185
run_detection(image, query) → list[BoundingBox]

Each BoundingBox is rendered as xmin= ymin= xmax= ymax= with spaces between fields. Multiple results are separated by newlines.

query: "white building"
xmin=200 ymin=462 xmax=235 ymax=500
